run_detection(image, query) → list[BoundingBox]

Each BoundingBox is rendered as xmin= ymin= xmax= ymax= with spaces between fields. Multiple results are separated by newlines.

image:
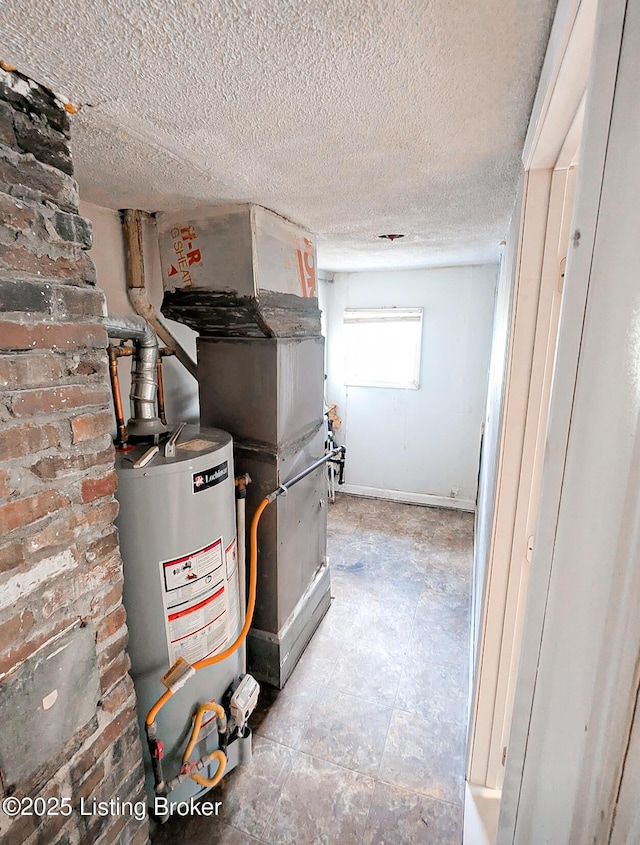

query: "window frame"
xmin=342 ymin=306 xmax=423 ymax=390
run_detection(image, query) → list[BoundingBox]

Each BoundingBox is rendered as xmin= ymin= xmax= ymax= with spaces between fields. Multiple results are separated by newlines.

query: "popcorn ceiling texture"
xmin=0 ymin=0 xmax=556 ymax=270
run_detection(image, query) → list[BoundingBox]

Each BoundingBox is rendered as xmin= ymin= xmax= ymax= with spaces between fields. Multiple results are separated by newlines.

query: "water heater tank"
xmin=115 ymin=425 xmax=242 ymax=806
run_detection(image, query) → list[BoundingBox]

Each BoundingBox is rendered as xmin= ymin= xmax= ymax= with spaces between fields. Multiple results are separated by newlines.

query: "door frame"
xmin=498 ymin=0 xmax=634 ymax=840
xmin=468 ymin=0 xmax=598 ymax=793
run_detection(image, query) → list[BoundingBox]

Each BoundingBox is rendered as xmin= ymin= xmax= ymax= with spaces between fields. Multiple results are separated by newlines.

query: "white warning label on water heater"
xmin=160 ymin=538 xmax=231 ymax=664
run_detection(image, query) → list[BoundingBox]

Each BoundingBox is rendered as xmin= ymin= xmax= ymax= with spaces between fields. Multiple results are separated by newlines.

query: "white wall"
xmin=323 ymin=265 xmax=497 ymax=509
xmin=80 ymin=201 xmax=199 ymax=429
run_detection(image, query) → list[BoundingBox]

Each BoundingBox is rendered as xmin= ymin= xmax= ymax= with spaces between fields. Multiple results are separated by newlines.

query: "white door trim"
xmin=467 ymin=167 xmax=551 ymax=788
xmin=486 ymin=165 xmax=577 ymax=790
xmin=467 ymin=0 xmax=599 ymax=798
xmin=498 ymin=0 xmax=630 ymax=841
xmin=523 ymin=0 xmax=598 ymax=170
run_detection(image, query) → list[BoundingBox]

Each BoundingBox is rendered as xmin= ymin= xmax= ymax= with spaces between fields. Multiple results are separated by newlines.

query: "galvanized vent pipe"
xmin=103 ymin=314 xmax=166 ymax=438
xmin=121 ymin=208 xmax=197 ymax=379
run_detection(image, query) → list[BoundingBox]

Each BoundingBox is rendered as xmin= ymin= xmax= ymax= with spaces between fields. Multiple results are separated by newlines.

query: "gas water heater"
xmin=105 ymin=214 xmax=345 ymax=813
xmin=115 ymin=424 xmax=257 ymax=812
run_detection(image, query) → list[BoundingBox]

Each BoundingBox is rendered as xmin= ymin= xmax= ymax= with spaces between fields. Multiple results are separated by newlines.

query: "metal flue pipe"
xmin=121 ymin=209 xmax=197 ymax=379
xmin=102 ymin=314 xmax=167 ymax=438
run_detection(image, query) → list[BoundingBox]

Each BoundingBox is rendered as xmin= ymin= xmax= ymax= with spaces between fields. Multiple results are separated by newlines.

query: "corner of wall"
xmin=0 ymin=68 xmax=148 ymax=845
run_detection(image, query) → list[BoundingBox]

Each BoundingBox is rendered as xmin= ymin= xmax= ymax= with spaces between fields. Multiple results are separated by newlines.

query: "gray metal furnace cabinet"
xmin=198 ymin=336 xmax=329 ymax=688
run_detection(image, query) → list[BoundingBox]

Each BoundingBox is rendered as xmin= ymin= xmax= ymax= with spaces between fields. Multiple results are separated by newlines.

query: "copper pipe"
xmin=112 ymin=346 xmax=135 ymax=359
xmin=103 ymin=315 xmax=166 ymax=438
xmin=108 ymin=345 xmax=130 ymax=447
xmin=156 ymin=358 xmax=167 ymax=426
xmin=156 ymin=348 xmax=174 ymax=426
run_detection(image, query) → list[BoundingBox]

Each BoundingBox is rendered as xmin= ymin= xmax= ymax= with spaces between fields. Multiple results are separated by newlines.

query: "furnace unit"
xmin=158 ymin=204 xmax=329 ymax=687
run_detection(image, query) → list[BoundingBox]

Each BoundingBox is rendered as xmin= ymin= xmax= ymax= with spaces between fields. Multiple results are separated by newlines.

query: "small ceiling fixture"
xmin=378 ymin=234 xmax=405 ymax=241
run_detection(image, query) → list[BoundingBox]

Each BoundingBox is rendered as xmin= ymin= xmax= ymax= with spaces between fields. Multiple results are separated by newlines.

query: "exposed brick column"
xmin=0 ymin=69 xmax=148 ymax=845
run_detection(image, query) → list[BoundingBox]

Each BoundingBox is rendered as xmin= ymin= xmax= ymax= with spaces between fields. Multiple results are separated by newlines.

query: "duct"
xmin=157 ymin=205 xmax=321 ymax=339
xmin=121 ymin=208 xmax=198 ymax=379
xmin=102 ymin=314 xmax=166 ymax=437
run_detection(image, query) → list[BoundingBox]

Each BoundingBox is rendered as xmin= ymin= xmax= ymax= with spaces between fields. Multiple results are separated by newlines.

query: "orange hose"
xmin=191 ymin=750 xmax=226 ymax=788
xmin=181 ymin=702 xmax=227 ymax=788
xmin=145 ymin=496 xmax=270 ymax=726
xmin=147 ymin=689 xmax=172 ymax=726
xmin=193 ymin=497 xmax=268 ymax=671
xmin=182 ymin=701 xmax=226 ymax=764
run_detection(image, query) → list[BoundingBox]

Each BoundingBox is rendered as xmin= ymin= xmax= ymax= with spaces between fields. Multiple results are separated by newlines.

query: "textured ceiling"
xmin=1 ymin=0 xmax=555 ymax=271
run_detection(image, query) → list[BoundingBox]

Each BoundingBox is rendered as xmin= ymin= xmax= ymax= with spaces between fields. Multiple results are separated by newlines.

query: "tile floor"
xmin=153 ymin=493 xmax=473 ymax=845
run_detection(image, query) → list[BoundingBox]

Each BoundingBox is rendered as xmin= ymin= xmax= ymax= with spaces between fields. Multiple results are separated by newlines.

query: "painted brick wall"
xmin=0 ymin=69 xmax=148 ymax=845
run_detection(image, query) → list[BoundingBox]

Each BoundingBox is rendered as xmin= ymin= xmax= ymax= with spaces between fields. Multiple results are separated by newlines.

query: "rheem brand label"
xmin=192 ymin=461 xmax=228 ymax=494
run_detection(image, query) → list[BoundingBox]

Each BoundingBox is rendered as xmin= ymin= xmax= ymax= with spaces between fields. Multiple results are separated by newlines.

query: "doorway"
xmin=465 ymin=0 xmax=597 ymax=839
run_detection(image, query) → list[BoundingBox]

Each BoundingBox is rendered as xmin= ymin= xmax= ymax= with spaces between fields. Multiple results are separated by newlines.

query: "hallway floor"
xmin=154 ymin=493 xmax=473 ymax=845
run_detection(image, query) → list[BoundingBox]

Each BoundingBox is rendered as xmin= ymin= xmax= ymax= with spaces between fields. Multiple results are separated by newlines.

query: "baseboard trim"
xmin=339 ymin=484 xmax=475 ymax=512
xmin=464 ymin=783 xmax=501 ymax=845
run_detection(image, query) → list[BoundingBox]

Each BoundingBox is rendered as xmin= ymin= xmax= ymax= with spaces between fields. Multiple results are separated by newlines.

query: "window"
xmin=343 ymin=307 xmax=423 ymax=389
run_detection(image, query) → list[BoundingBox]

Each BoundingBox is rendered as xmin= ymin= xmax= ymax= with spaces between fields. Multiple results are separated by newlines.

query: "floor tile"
xmin=329 ymin=539 xmax=375 ymax=569
xmin=314 ymin=596 xmax=361 ymax=640
xmin=213 ymin=825 xmax=263 ymax=845
xmin=373 ymin=572 xmax=426 ymax=606
xmin=416 ymin=588 xmax=471 ymax=623
xmin=209 ymin=736 xmax=296 ymax=838
xmin=346 ymin=570 xmax=425 ymax=609
xmin=298 ymin=689 xmax=394 ymax=777
xmin=414 ymin=603 xmax=470 ymax=642
xmin=407 ymin=621 xmax=469 ymax=671
xmin=328 ymin=569 xmax=376 ymax=603
xmin=396 ymin=654 xmax=470 ymax=725
xmin=327 ymin=638 xmax=407 ymax=708
xmin=380 ymin=709 xmax=466 ymax=805
xmin=264 ymin=753 xmax=375 ymax=845
xmin=421 ymin=566 xmax=472 ymax=603
xmin=251 ymin=675 xmax=323 ymax=748
xmin=350 ymin=596 xmax=417 ymax=650
xmin=289 ymin=632 xmax=342 ymax=685
xmin=152 ymin=813 xmax=262 ymax=845
xmin=362 ymin=781 xmax=463 ymax=845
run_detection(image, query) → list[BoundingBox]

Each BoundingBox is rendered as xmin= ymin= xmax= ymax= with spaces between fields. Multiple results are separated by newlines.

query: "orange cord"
xmin=147 ymin=688 xmax=172 ymax=726
xmin=183 ymin=702 xmax=225 ymax=763
xmin=193 ymin=497 xmax=268 ymax=671
xmin=145 ymin=496 xmax=270 ymax=726
xmin=181 ymin=701 xmax=227 ymax=788
xmin=191 ymin=750 xmax=226 ymax=788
